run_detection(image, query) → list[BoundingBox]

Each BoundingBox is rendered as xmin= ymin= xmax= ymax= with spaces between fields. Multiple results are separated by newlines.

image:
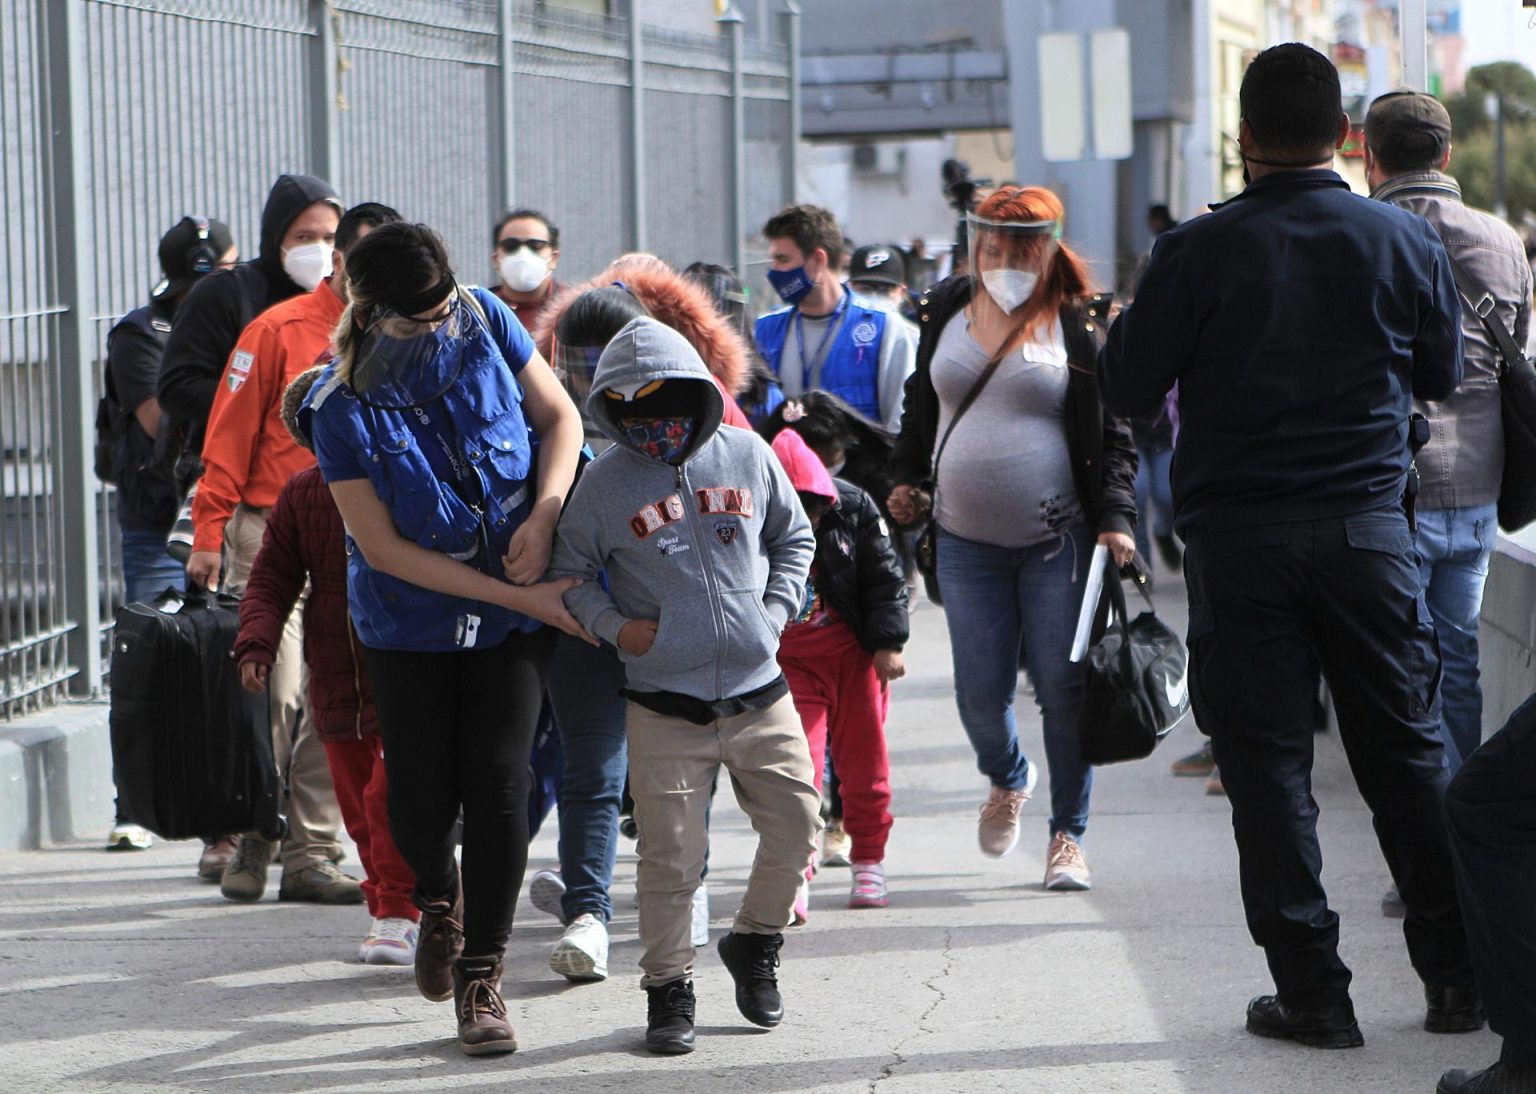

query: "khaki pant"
xmin=224 ymin=503 xmax=343 ymax=872
xmin=627 ymin=696 xmax=821 ymax=987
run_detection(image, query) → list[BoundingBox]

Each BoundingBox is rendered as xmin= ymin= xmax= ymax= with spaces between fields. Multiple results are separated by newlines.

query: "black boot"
xmin=1425 ymin=984 xmax=1486 ymax=1034
xmin=1245 ymin=994 xmax=1363 ymax=1049
xmin=645 ymin=978 xmax=696 ymax=1054
xmin=717 ymin=931 xmax=783 ymax=1028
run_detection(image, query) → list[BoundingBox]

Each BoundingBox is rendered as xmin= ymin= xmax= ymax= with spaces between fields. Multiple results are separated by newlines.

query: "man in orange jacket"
xmin=190 ymin=202 xmax=400 ymax=905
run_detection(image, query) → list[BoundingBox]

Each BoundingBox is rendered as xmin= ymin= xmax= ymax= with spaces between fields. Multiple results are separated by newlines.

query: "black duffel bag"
xmin=1078 ymin=559 xmax=1191 ymax=765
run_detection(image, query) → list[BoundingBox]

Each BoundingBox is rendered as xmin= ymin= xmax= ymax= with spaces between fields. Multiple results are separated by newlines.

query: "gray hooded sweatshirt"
xmin=548 ymin=317 xmax=814 ymax=703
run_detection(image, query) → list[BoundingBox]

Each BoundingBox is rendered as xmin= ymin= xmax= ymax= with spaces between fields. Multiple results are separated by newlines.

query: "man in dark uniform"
xmin=1099 ymin=43 xmax=1478 ymax=1049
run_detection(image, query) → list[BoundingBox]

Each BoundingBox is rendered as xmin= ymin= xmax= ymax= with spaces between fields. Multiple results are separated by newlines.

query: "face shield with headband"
xmin=967 ymin=212 xmax=1062 ymax=315
xmin=350 ymin=279 xmax=478 ymax=410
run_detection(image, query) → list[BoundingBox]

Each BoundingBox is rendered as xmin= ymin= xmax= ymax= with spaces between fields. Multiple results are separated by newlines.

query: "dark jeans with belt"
xmin=1444 ymin=693 xmax=1536 ymax=1066
xmin=1183 ymin=510 xmax=1473 ymax=1008
xmin=364 ymin=627 xmax=553 ymax=959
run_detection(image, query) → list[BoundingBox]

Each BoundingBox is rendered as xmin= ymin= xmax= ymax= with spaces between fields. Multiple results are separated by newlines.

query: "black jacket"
xmin=1098 ymin=169 xmax=1463 ymax=534
xmin=103 ymin=300 xmax=180 ymax=530
xmin=890 ymin=275 xmax=1137 ymax=539
xmin=157 ymin=173 xmax=340 ymax=448
xmin=813 ymin=479 xmax=909 ymax=653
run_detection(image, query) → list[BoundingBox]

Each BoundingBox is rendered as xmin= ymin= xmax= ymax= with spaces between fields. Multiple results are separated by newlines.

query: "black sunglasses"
xmin=496 ymin=237 xmax=552 ymax=255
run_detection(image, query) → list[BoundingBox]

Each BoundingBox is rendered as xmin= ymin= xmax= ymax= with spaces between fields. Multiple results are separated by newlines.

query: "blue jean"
xmin=545 ymin=632 xmax=628 ymax=924
xmin=119 ymin=528 xmax=185 ymax=606
xmin=1415 ymin=504 xmax=1496 ymax=773
xmin=1133 ymin=446 xmax=1174 ymax=565
xmin=936 ymin=524 xmax=1093 ymax=837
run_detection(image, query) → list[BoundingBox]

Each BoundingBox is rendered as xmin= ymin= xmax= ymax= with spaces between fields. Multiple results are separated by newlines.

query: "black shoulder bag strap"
xmin=1446 ymin=254 xmax=1523 ymax=375
xmin=927 ymin=344 xmax=1008 ymax=498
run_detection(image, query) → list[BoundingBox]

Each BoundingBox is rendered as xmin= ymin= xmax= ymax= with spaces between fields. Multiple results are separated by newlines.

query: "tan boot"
xmin=453 ymin=957 xmax=516 ymax=1056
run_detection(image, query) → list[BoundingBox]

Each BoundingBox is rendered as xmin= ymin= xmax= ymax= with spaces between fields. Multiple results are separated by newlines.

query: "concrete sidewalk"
xmin=0 ymin=573 xmax=1498 ymax=1093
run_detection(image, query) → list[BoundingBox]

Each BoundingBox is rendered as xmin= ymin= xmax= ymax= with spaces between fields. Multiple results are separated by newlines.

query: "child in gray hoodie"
xmin=548 ymin=317 xmax=820 ymax=1055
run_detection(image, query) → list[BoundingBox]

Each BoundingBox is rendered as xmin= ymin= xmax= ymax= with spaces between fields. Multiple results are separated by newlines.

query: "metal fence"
xmin=0 ymin=0 xmax=798 ymax=719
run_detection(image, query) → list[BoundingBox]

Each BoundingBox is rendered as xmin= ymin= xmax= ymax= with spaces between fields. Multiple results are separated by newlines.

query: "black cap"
xmin=154 ymin=215 xmax=235 ymax=300
xmin=1364 ymin=89 xmax=1453 ymax=170
xmin=848 ymin=244 xmax=906 ymax=286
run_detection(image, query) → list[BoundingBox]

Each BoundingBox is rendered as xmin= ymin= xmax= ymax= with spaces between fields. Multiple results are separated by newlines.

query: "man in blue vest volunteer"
xmin=755 ymin=206 xmax=916 ymax=433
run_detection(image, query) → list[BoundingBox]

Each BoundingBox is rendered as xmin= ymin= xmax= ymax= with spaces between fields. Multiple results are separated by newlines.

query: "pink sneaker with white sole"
xmin=848 ymin=862 xmax=888 ymax=908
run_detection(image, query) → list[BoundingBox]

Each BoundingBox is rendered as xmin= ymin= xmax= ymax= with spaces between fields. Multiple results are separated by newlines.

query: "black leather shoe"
xmin=1245 ymin=994 xmax=1363 ymax=1049
xmin=1439 ymin=1063 xmax=1536 ymax=1094
xmin=717 ymin=930 xmax=784 ymax=1027
xmin=645 ymin=978 xmax=696 ymax=1055
xmin=1426 ymin=984 xmax=1486 ymax=1033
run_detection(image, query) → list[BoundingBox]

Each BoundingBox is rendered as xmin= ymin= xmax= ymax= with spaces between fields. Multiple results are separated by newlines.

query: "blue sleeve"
xmin=305 ymin=379 xmax=371 ymax=484
xmin=472 ymin=287 xmax=535 ymax=376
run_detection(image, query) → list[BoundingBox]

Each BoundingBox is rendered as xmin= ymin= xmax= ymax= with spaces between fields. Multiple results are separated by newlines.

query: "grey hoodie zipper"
xmin=674 ymin=459 xmax=729 ymax=700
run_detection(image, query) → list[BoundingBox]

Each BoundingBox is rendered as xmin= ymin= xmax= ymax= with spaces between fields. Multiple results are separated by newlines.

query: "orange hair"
xmin=973 ymin=186 xmax=1091 ymax=349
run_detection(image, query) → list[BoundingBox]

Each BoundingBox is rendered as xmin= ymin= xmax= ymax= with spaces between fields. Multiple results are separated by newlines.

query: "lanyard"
xmin=795 ymin=288 xmax=851 ymax=392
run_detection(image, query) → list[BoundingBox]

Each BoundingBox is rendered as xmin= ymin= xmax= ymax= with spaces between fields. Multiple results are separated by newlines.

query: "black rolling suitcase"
xmin=109 ymin=587 xmax=284 ymax=841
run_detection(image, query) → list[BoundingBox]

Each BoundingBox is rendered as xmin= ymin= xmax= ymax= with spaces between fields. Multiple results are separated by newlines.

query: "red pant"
xmin=321 ymin=735 xmax=417 ymax=921
xmin=778 ymin=619 xmax=893 ymax=863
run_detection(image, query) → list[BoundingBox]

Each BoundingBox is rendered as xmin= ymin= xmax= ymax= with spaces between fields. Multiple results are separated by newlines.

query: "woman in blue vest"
xmin=886 ymin=186 xmax=1137 ymax=895
xmin=303 ymin=222 xmax=588 ymax=1056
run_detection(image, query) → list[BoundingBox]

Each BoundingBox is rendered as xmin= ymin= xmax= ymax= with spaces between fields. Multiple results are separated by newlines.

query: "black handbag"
xmin=913 ymin=346 xmax=1008 ymax=605
xmin=1078 ymin=557 xmax=1191 ymax=765
xmin=1447 ymin=256 xmax=1536 ymax=533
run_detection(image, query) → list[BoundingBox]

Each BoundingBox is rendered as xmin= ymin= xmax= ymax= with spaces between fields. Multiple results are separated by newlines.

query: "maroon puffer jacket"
xmin=235 ymin=465 xmax=376 ymax=739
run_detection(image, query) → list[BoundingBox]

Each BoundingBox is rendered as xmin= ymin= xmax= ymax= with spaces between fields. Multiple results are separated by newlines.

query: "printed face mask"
xmin=619 ymin=416 xmax=697 ymax=464
xmin=767 ymin=265 xmax=814 ymax=305
xmin=282 ymin=243 xmax=333 ymax=292
xmin=981 ymin=268 xmax=1039 ymax=314
xmin=498 ymin=248 xmax=550 ymax=293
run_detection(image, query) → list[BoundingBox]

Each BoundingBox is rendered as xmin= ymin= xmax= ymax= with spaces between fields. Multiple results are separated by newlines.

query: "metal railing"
xmin=1 ymin=0 xmax=797 ymax=719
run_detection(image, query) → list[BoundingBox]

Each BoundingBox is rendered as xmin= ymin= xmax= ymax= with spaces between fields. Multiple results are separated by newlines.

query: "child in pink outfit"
xmin=770 ymin=429 xmax=908 ymax=913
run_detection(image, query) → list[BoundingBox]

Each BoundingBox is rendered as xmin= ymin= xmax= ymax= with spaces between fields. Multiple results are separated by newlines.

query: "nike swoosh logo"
xmin=1164 ymin=659 xmax=1189 ymax=709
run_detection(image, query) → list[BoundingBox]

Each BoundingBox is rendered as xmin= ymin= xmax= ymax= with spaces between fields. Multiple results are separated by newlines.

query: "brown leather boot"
xmin=452 ymin=957 xmax=516 ymax=1056
xmin=414 ymin=889 xmax=464 ymax=1003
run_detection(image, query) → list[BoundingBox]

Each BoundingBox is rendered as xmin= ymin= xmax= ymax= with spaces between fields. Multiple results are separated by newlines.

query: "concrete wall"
xmin=1480 ymin=531 xmax=1536 ymax=733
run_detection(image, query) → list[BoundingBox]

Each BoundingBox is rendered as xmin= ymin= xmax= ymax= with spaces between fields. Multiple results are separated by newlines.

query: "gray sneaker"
xmin=220 ymin=835 xmax=273 ymax=902
xmin=279 ymin=860 xmax=365 ymax=905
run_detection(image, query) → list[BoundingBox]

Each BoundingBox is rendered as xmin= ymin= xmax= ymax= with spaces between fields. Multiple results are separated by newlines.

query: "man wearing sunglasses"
xmin=491 ymin=208 xmax=562 ymax=335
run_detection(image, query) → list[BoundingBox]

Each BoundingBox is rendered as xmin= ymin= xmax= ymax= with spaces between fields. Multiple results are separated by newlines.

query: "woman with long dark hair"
xmin=302 ymin=222 xmax=588 ymax=1055
xmin=887 ymin=186 xmax=1137 ymax=892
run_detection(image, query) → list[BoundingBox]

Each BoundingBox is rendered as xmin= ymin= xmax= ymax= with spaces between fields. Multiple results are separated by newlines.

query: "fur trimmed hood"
xmin=530 ymin=260 xmax=751 ymax=397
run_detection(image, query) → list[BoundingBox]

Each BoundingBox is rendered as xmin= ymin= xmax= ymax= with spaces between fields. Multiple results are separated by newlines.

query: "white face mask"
xmin=282 ymin=243 xmax=333 ymax=292
xmin=499 ymin=249 xmax=550 ymax=293
xmin=981 ymin=269 xmax=1039 ymax=314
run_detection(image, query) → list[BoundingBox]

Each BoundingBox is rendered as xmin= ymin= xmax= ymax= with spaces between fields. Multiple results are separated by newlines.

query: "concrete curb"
xmin=0 ymin=700 xmax=114 ymax=851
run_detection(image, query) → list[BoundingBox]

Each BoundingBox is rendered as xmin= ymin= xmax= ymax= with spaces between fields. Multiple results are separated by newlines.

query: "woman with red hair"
xmin=887 ymin=186 xmax=1137 ymax=891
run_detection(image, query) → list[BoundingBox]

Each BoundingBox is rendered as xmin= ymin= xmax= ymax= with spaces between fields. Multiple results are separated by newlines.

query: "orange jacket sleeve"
xmin=192 ymin=319 xmax=284 ymax=554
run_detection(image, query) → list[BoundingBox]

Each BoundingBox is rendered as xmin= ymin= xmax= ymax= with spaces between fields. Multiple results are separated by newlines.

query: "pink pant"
xmin=778 ymin=619 xmax=893 ymax=863
xmin=321 ymin=735 xmax=418 ymax=922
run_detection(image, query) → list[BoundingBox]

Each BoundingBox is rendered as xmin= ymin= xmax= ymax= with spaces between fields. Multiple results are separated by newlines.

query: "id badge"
xmin=455 ymin=613 xmax=482 ymax=649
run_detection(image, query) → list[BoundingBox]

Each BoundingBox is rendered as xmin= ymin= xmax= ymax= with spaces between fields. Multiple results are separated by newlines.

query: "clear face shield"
xmin=550 ymin=336 xmax=614 ymax=449
xmin=966 ymin=213 xmax=1062 ymax=315
xmin=350 ymin=282 xmax=474 ymax=410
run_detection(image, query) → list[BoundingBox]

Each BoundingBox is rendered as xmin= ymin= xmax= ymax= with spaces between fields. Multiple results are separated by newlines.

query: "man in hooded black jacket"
xmin=157 ymin=173 xmax=344 ymax=887
xmin=158 ymin=173 xmax=343 ymax=456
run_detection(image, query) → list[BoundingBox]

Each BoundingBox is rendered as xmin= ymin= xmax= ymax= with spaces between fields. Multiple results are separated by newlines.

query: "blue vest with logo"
xmin=304 ymin=288 xmax=540 ymax=653
xmin=754 ymin=291 xmax=887 ymax=422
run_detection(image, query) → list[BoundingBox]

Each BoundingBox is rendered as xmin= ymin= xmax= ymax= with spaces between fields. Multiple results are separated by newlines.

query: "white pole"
xmin=1400 ymin=0 xmax=1428 ymax=91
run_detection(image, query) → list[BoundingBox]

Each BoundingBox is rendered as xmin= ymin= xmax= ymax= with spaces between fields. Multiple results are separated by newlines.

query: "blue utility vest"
xmin=303 ymin=288 xmax=539 ymax=652
xmin=755 ymin=291 xmax=887 ymax=422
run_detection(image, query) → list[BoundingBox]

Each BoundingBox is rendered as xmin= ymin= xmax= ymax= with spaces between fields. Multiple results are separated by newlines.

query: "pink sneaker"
xmin=848 ymin=862 xmax=888 ymax=908
xmin=791 ymin=879 xmax=810 ymax=926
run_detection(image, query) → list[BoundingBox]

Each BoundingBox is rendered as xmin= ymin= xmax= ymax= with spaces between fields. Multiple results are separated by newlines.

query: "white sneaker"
xmin=359 ymin=916 xmax=419 ymax=965
xmin=529 ymin=868 xmax=566 ymax=922
xmin=977 ymin=761 xmax=1038 ymax=858
xmin=549 ymin=913 xmax=609 ymax=981
xmin=1043 ymin=832 xmax=1093 ymax=892
xmin=691 ymin=883 xmax=710 ymax=947
xmin=106 ymin=823 xmax=153 ymax=851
